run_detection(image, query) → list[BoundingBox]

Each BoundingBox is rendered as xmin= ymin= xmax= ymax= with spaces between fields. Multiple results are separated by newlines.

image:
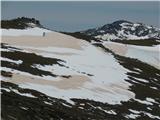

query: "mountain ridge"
xmin=81 ymin=20 xmax=160 ymax=41
xmin=1 ymin=17 xmax=43 ymax=29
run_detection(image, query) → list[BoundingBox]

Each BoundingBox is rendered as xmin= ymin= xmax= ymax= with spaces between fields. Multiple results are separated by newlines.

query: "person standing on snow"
xmin=43 ymin=32 xmax=45 ymax=37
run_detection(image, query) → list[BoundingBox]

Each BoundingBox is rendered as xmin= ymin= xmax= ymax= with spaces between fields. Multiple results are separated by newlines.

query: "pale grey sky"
xmin=2 ymin=1 xmax=160 ymax=32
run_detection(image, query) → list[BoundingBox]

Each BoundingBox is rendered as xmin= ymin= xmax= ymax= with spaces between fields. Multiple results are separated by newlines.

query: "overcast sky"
xmin=2 ymin=1 xmax=160 ymax=32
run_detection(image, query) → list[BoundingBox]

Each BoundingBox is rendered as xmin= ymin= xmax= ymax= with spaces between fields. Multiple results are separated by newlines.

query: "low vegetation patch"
xmin=112 ymin=39 xmax=160 ymax=46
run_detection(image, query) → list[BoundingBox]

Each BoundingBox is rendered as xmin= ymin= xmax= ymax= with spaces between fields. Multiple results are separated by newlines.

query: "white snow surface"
xmin=126 ymin=45 xmax=160 ymax=68
xmin=95 ymin=33 xmax=119 ymax=40
xmin=1 ymin=27 xmax=51 ymax=36
xmin=1 ymin=87 xmax=36 ymax=98
xmin=8 ymin=42 xmax=134 ymax=104
xmin=1 ymin=28 xmax=135 ymax=104
xmin=0 ymin=57 xmax=23 ymax=64
xmin=104 ymin=41 xmax=160 ymax=69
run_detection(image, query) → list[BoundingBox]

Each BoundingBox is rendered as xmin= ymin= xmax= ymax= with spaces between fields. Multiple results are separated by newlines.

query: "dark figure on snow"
xmin=43 ymin=32 xmax=45 ymax=37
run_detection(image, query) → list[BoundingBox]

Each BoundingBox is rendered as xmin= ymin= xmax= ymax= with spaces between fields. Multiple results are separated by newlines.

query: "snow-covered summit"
xmin=82 ymin=20 xmax=160 ymax=40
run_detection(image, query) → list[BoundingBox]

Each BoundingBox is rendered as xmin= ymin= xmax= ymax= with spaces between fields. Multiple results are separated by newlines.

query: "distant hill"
xmin=1 ymin=17 xmax=42 ymax=29
xmin=81 ymin=20 xmax=160 ymax=41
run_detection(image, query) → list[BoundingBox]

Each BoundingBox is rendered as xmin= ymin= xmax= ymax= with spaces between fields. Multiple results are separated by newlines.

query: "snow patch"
xmin=0 ymin=57 xmax=23 ymax=64
xmin=2 ymin=27 xmax=51 ymax=36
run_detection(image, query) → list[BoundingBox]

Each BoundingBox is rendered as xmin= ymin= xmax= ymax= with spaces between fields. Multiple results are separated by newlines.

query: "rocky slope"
xmin=1 ymin=17 xmax=42 ymax=29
